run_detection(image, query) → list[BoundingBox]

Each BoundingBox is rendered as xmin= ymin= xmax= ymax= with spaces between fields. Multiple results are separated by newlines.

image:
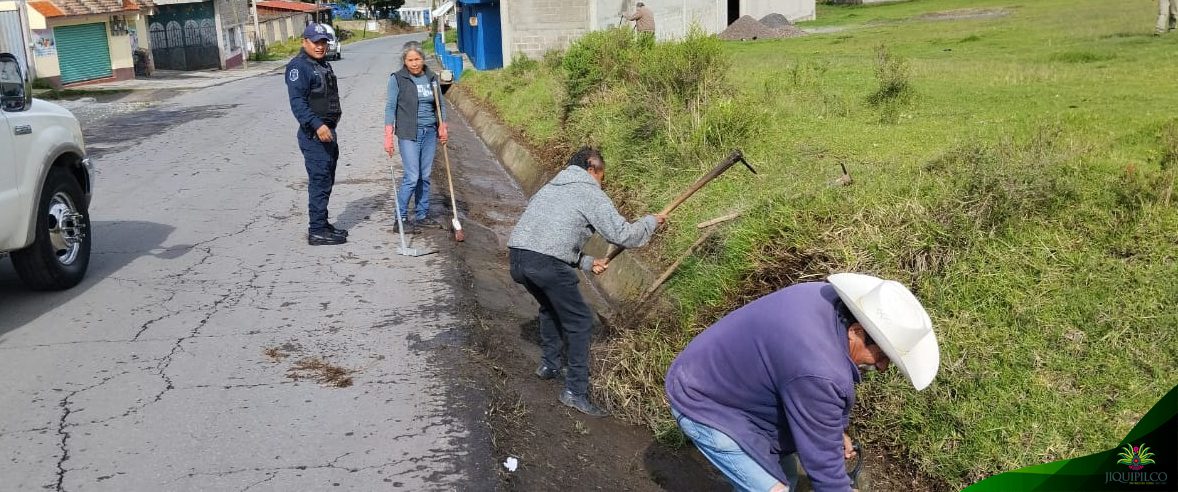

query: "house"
xmin=250 ymin=0 xmax=329 ymax=49
xmin=455 ymin=0 xmax=815 ymax=70
xmin=146 ymin=0 xmax=249 ymax=71
xmin=0 ymin=0 xmax=153 ymax=87
xmin=396 ymin=0 xmax=429 ymax=26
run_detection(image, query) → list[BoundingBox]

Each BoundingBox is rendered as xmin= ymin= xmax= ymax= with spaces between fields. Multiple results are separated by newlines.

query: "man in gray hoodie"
xmin=508 ymin=147 xmax=666 ymax=417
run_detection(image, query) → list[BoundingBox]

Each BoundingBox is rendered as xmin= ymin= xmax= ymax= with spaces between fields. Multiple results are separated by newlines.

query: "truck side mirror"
xmin=0 ymin=53 xmax=32 ymax=112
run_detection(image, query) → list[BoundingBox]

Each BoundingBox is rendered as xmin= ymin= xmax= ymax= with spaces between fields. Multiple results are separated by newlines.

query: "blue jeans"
xmin=508 ymin=248 xmax=593 ymax=397
xmin=297 ymin=128 xmax=339 ymax=233
xmin=396 ymin=126 xmax=438 ymax=221
xmin=672 ymin=408 xmax=788 ymax=492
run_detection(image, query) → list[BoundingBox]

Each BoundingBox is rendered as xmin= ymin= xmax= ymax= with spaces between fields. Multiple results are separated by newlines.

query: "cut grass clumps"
xmin=466 ymin=0 xmax=1178 ymax=489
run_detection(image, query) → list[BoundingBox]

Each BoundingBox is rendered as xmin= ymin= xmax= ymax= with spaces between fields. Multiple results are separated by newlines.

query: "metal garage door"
xmin=54 ymin=23 xmax=112 ymax=84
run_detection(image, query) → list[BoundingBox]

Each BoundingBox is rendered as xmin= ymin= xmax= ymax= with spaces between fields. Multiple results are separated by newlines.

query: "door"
xmin=55 ymin=23 xmax=113 ymax=84
xmin=0 ymin=111 xmax=18 ymax=233
xmin=0 ymin=103 xmax=29 ymax=249
xmin=149 ymin=2 xmax=219 ymax=71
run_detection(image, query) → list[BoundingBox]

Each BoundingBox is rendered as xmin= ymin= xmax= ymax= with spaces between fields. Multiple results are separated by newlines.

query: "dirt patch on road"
xmin=286 ymin=357 xmax=355 ymax=388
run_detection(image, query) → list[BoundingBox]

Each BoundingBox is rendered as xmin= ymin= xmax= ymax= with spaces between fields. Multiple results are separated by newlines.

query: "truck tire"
xmin=11 ymin=168 xmax=92 ymax=290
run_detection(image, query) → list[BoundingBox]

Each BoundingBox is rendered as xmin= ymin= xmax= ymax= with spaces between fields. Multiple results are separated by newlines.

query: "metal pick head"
xmin=738 ymin=157 xmax=758 ymax=175
xmin=398 ymin=247 xmax=436 ymax=257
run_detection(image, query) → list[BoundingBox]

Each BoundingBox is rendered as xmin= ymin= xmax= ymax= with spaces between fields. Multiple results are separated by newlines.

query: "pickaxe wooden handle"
xmin=604 ymin=149 xmax=756 ymax=263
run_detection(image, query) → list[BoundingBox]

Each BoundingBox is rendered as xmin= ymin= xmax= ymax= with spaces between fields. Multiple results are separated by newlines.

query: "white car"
xmin=321 ymin=24 xmax=342 ymax=61
xmin=0 ymin=52 xmax=94 ymax=290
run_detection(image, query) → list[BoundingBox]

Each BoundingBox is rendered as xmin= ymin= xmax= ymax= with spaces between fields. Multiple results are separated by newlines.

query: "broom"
xmin=432 ymin=80 xmax=464 ymax=242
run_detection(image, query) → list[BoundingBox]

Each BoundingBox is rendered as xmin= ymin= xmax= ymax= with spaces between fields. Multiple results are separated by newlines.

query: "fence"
xmin=432 ymin=32 xmax=462 ymax=82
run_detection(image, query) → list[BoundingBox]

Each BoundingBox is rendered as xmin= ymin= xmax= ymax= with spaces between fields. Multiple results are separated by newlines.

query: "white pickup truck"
xmin=0 ymin=52 xmax=93 ymax=290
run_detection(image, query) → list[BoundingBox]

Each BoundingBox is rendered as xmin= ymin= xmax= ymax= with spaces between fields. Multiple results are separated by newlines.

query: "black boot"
xmin=308 ymin=230 xmax=346 ymax=246
xmin=326 ymin=223 xmax=348 ymax=237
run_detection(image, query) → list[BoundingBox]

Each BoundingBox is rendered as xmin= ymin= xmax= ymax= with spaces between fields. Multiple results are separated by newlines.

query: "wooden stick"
xmin=643 ymin=229 xmax=717 ymax=297
xmin=696 ymin=212 xmax=740 ymax=229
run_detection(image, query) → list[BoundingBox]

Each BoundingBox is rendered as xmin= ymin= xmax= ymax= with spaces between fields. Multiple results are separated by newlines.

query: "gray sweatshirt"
xmin=508 ymin=166 xmax=659 ymax=271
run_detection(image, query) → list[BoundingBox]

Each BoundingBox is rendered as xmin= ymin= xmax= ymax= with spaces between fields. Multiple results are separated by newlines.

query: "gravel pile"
xmin=759 ymin=13 xmax=792 ymax=29
xmin=718 ymin=14 xmax=807 ymax=41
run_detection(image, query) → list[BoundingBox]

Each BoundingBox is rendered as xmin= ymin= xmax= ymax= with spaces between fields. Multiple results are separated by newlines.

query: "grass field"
xmin=461 ymin=0 xmax=1178 ymax=488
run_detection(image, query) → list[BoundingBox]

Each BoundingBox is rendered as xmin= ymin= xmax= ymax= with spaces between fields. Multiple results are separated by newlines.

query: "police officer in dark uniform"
xmin=286 ymin=23 xmax=346 ymax=245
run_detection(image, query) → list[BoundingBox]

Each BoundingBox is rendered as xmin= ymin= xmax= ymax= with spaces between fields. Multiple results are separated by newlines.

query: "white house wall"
xmin=213 ymin=0 xmax=248 ymax=67
xmin=590 ymin=0 xmax=726 ymax=39
xmin=501 ymin=0 xmax=814 ymax=64
xmin=740 ymin=0 xmax=814 ymax=22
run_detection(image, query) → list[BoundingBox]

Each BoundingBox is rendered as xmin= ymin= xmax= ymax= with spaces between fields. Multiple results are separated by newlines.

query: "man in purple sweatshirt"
xmin=665 ymin=273 xmax=939 ymax=491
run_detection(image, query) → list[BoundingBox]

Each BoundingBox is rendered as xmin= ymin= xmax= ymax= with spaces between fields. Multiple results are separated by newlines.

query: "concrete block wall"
xmin=502 ymin=0 xmax=590 ymax=60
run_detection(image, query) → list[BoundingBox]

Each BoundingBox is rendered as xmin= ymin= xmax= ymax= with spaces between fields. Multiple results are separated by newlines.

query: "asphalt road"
xmin=0 ymin=33 xmax=493 ymax=491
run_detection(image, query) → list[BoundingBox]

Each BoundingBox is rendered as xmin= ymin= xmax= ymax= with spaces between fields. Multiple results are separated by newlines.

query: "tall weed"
xmin=635 ymin=28 xmax=729 ymax=115
xmin=868 ymin=44 xmax=916 ymax=123
xmin=560 ymin=28 xmax=639 ymax=118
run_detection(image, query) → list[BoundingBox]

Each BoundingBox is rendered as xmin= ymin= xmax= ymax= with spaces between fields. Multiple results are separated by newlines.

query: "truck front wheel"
xmin=11 ymin=168 xmax=92 ymax=290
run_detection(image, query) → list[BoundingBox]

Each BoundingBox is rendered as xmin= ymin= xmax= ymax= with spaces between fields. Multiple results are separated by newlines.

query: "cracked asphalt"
xmin=0 ymin=33 xmax=493 ymax=490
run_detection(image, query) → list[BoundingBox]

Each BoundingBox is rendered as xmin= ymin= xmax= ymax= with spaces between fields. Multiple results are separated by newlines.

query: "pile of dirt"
xmin=759 ymin=13 xmax=792 ymax=29
xmin=719 ymin=14 xmax=806 ymax=41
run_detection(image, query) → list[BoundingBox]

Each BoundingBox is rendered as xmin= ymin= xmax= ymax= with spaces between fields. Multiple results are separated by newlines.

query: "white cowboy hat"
xmin=827 ymin=273 xmax=939 ymax=391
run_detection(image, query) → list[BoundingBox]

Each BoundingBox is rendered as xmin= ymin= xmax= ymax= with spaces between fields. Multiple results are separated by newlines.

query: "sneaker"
xmin=326 ymin=223 xmax=348 ymax=237
xmin=416 ymin=217 xmax=443 ymax=229
xmin=535 ymin=365 xmax=564 ymax=380
xmin=559 ymin=389 xmax=609 ymax=418
xmin=308 ymin=230 xmax=346 ymax=246
xmin=394 ymin=219 xmax=418 ymax=235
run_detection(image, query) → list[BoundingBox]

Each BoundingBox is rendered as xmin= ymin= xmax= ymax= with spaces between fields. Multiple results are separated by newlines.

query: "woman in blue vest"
xmin=384 ymin=42 xmax=448 ymax=230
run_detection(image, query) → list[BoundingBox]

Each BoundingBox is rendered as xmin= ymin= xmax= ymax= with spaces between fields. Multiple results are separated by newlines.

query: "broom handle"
xmin=432 ymin=81 xmax=460 ymax=220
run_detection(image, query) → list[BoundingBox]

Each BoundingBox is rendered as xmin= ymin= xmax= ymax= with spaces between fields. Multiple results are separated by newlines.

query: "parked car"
xmin=0 ymin=52 xmax=94 ymax=290
xmin=322 ymin=24 xmax=342 ymax=60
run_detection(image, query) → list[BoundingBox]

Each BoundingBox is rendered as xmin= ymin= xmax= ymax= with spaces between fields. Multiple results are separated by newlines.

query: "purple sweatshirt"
xmin=665 ymin=282 xmax=859 ymax=491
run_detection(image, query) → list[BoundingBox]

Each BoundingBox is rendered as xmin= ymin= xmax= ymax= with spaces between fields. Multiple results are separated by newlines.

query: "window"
xmin=0 ymin=57 xmax=26 ymax=111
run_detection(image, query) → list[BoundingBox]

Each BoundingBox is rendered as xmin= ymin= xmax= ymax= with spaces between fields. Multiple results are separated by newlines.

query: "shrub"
xmin=867 ymin=44 xmax=915 ymax=123
xmin=635 ymin=27 xmax=728 ymax=114
xmin=560 ymin=28 xmax=638 ymax=118
xmin=507 ymin=52 xmax=540 ymax=78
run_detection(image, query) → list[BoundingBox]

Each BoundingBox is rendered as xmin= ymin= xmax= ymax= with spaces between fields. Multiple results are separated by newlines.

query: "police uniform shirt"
xmin=285 ymin=51 xmax=342 ymax=134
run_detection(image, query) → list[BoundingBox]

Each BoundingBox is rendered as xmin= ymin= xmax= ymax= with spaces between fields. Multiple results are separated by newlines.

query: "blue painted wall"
xmin=457 ymin=0 xmax=503 ymax=70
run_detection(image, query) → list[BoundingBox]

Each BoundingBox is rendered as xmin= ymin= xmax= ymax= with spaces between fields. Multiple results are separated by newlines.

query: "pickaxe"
xmin=603 ymin=149 xmax=757 ymax=264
